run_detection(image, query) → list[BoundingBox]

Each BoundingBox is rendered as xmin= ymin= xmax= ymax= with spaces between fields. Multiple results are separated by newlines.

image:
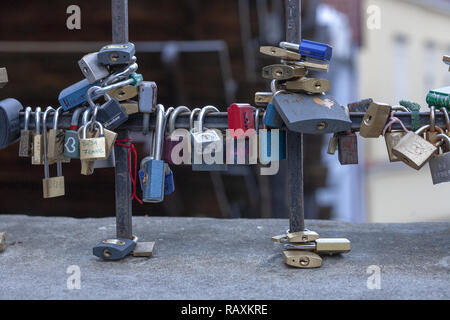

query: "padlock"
xmin=0 ymin=98 xmax=23 ymax=151
xmin=259 ymin=129 xmax=286 ymax=163
xmin=429 ymin=134 xmax=450 ymax=185
xmin=191 ymin=106 xmax=226 ymax=171
xmin=79 ymin=121 xmax=107 ymax=161
xmin=93 ymin=122 xmax=118 ymax=170
xmin=262 ymin=64 xmax=307 ymax=81
xmin=47 ymin=107 xmax=67 ymax=163
xmin=227 ymin=103 xmax=255 ymax=137
xmin=272 ymin=230 xmax=320 ymax=243
xmin=132 ymin=241 xmax=155 ymax=257
xmin=138 ymin=81 xmax=157 ymax=113
xmin=164 ymin=163 xmax=175 ymax=196
xmin=140 ymin=104 xmax=166 ymax=203
xmin=78 ymin=52 xmax=110 ymax=84
xmin=338 ymin=132 xmax=358 ymax=165
xmin=426 ymin=86 xmax=450 ymax=110
xmin=254 ymin=92 xmax=273 ymax=106
xmin=93 ymin=238 xmax=136 ymax=261
xmin=283 ymin=250 xmax=322 ymax=268
xmin=227 ymin=104 xmax=256 ymax=165
xmin=359 ymin=102 xmax=392 ymax=138
xmin=284 ymin=77 xmax=331 ymax=94
xmin=95 ymin=98 xmax=129 ymax=131
xmin=31 ymin=107 xmax=44 ymax=165
xmin=58 ymin=79 xmax=101 ymax=111
xmin=259 ymin=46 xmax=301 ymax=60
xmin=139 ymin=81 xmax=157 ymax=135
xmin=64 ymin=107 xmax=85 ymax=159
xmin=42 ymin=107 xmax=65 ymax=199
xmin=284 ymin=59 xmax=329 ymax=72
xmin=392 ymin=125 xmax=438 ymax=170
xmin=108 ymin=85 xmax=138 ymax=102
xmin=284 ymin=238 xmax=351 ymax=255
xmin=279 ymin=39 xmax=333 ymax=61
xmin=264 ymin=103 xmax=284 ymax=128
xmin=98 ymin=42 xmax=136 ymax=66
xmin=164 ymin=106 xmax=191 ymax=165
xmin=19 ymin=107 xmax=32 ymax=157
xmin=348 ymin=98 xmax=374 ymax=113
xmin=272 ymin=90 xmax=351 ymax=134
xmin=382 ymin=111 xmax=409 ymax=162
xmin=121 ymin=100 xmax=139 ymax=115
xmin=0 ymin=67 xmax=8 ymax=88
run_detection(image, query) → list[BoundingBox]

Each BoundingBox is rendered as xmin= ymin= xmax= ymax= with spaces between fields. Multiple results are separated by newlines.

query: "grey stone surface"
xmin=0 ymin=215 xmax=449 ymax=300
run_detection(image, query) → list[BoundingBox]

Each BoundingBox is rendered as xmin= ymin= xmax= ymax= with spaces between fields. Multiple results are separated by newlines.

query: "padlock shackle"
xmin=70 ymin=107 xmax=86 ymax=129
xmin=24 ymin=107 xmax=32 ymax=130
xmin=163 ymin=107 xmax=175 ymax=133
xmin=168 ymin=106 xmax=190 ymax=133
xmin=430 ymin=106 xmax=436 ymax=132
xmin=440 ymin=108 xmax=450 ymax=132
xmin=34 ymin=107 xmax=41 ymax=134
xmin=198 ymin=106 xmax=219 ymax=133
xmin=153 ymin=104 xmax=166 ymax=161
xmin=435 ymin=134 xmax=450 ymax=150
xmin=42 ymin=106 xmax=56 ymax=178
xmin=104 ymin=61 xmax=138 ymax=86
xmin=52 ymin=107 xmax=63 ymax=130
xmin=189 ymin=108 xmax=201 ymax=131
xmin=81 ymin=121 xmax=104 ymax=139
xmin=82 ymin=109 xmax=92 ymax=126
xmin=255 ymin=108 xmax=262 ymax=133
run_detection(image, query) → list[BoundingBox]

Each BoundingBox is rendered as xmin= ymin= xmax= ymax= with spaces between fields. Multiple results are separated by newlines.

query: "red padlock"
xmin=227 ymin=103 xmax=255 ymax=138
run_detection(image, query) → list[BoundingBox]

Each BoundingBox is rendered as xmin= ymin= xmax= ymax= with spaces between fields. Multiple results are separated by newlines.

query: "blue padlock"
xmin=164 ymin=163 xmax=175 ymax=196
xmin=93 ymin=237 xmax=136 ymax=260
xmin=140 ymin=105 xmax=166 ymax=203
xmin=259 ymin=129 xmax=286 ymax=163
xmin=263 ymin=103 xmax=284 ymax=128
xmin=58 ymin=79 xmax=101 ymax=111
xmin=280 ymin=40 xmax=332 ymax=62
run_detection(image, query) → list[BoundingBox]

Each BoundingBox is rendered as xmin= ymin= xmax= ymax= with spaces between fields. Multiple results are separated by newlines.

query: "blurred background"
xmin=0 ymin=0 xmax=449 ymax=223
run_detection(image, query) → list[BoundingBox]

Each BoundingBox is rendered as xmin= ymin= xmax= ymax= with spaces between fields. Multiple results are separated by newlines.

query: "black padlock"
xmin=93 ymin=238 xmax=136 ymax=260
xmin=96 ymin=98 xmax=129 ymax=130
xmin=0 ymin=98 xmax=23 ymax=150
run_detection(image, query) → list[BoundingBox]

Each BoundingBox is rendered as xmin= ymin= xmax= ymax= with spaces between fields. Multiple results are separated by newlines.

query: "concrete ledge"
xmin=0 ymin=215 xmax=449 ymax=300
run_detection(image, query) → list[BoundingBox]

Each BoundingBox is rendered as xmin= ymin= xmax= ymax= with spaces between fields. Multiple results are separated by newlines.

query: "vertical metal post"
xmin=112 ymin=0 xmax=132 ymax=239
xmin=286 ymin=0 xmax=305 ymax=232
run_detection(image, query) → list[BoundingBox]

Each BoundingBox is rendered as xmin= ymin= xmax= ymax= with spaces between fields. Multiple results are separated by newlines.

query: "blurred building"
xmin=359 ymin=0 xmax=450 ymax=222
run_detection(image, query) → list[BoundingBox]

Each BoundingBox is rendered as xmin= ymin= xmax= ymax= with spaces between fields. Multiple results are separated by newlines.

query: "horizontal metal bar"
xmin=0 ymin=40 xmax=228 ymax=53
xmin=20 ymin=112 xmax=450 ymax=133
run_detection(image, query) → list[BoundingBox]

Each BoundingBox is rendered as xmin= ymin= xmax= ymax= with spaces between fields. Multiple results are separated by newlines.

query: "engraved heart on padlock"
xmin=65 ymin=137 xmax=77 ymax=153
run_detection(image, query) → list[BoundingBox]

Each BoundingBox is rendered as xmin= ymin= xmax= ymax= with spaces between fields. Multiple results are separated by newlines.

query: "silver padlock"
xmin=78 ymin=52 xmax=110 ymax=84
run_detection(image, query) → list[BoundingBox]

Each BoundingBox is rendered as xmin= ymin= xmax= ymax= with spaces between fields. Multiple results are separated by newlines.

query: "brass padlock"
xmin=284 ymin=77 xmax=331 ymax=94
xmin=392 ymin=125 xmax=438 ymax=170
xmin=108 ymin=85 xmax=138 ymax=102
xmin=283 ymin=250 xmax=322 ymax=268
xmin=262 ymin=64 xmax=307 ymax=81
xmin=260 ymin=46 xmax=301 ymax=60
xmin=285 ymin=60 xmax=329 ymax=72
xmin=272 ymin=230 xmax=320 ymax=243
xmin=359 ymin=102 xmax=391 ymax=138
xmin=103 ymin=128 xmax=118 ymax=159
xmin=254 ymin=92 xmax=273 ymax=106
xmin=47 ymin=107 xmax=66 ymax=163
xmin=284 ymin=238 xmax=351 ymax=255
xmin=42 ymin=107 xmax=65 ymax=199
xmin=78 ymin=121 xmax=107 ymax=161
xmin=121 ymin=100 xmax=139 ymax=115
xmin=32 ymin=107 xmax=44 ymax=165
xmin=19 ymin=107 xmax=33 ymax=157
xmin=385 ymin=131 xmax=408 ymax=162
